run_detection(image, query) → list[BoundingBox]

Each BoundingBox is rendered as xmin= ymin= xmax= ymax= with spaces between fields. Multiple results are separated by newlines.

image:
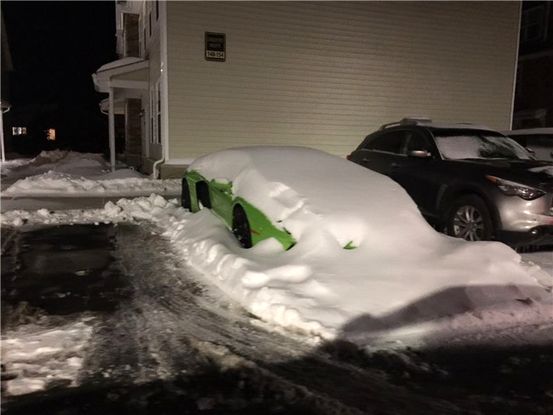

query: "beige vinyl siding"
xmin=166 ymin=2 xmax=519 ymax=159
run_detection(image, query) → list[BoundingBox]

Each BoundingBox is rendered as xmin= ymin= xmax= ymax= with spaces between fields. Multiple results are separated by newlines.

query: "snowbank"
xmin=3 ymin=170 xmax=180 ymax=197
xmin=1 ymin=150 xmax=180 ymax=197
xmin=1 ymin=150 xmax=110 ymax=179
xmin=3 ymin=194 xmax=551 ymax=348
xmin=1 ymin=147 xmax=551 ymax=348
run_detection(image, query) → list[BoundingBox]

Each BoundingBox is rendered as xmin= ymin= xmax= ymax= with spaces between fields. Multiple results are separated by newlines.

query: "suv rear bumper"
xmin=497 ymin=226 xmax=553 ymax=247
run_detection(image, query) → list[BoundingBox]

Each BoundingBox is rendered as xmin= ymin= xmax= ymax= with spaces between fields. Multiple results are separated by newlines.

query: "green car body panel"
xmin=182 ymin=170 xmax=296 ymax=250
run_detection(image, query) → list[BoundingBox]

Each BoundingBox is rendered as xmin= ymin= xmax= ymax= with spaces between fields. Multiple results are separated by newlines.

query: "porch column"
xmin=108 ymin=87 xmax=116 ymax=171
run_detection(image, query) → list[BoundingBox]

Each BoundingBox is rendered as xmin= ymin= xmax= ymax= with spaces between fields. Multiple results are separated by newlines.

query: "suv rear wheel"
xmin=446 ymin=195 xmax=493 ymax=241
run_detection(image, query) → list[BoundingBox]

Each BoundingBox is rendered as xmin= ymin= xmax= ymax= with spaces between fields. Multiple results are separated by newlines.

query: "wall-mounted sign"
xmin=205 ymin=32 xmax=226 ymax=62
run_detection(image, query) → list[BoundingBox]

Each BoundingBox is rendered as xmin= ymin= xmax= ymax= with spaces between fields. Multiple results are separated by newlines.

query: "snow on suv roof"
xmin=502 ymin=128 xmax=553 ymax=136
xmin=378 ymin=118 xmax=495 ymax=132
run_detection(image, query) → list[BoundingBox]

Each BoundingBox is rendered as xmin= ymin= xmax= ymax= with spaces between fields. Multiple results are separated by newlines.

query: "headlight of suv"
xmin=486 ymin=175 xmax=545 ymax=200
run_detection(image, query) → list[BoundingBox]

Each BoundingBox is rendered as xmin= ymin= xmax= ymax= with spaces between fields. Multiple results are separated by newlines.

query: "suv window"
xmin=365 ymin=131 xmax=405 ymax=154
xmin=405 ymin=132 xmax=432 ymax=154
xmin=433 ymin=130 xmax=531 ymax=160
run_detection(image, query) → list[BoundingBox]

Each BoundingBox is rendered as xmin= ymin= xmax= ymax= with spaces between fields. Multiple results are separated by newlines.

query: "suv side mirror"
xmin=408 ymin=150 xmax=432 ymax=159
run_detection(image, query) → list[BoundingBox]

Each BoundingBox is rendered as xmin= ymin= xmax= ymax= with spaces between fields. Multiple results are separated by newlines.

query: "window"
xmin=123 ymin=13 xmax=140 ymax=57
xmin=365 ymin=131 xmax=405 ymax=154
xmin=155 ymin=0 xmax=159 ymax=20
xmin=521 ymin=5 xmax=546 ymax=43
xmin=433 ymin=131 xmax=531 ymax=160
xmin=12 ymin=127 xmax=27 ymax=136
xmin=46 ymin=128 xmax=56 ymax=141
xmin=405 ymin=132 xmax=431 ymax=154
xmin=149 ymin=12 xmax=152 ymax=37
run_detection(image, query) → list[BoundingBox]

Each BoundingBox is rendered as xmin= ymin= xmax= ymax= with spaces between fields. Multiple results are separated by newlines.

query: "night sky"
xmin=2 ymin=1 xmax=116 ymax=155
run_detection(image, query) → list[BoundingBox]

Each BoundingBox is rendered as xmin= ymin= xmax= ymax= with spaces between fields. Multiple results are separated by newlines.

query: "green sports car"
xmin=181 ymin=146 xmax=410 ymax=252
xmin=181 ymin=169 xmax=296 ymax=250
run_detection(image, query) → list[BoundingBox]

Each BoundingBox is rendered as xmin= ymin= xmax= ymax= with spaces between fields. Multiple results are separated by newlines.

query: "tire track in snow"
xmin=76 ymin=224 xmax=461 ymax=414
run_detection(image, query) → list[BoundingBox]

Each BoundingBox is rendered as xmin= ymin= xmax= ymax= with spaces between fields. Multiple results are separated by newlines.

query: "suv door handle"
xmin=390 ymin=162 xmax=400 ymax=169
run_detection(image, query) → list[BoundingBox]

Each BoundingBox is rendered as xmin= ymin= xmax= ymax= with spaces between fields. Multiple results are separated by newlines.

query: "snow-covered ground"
xmin=1 ymin=150 xmax=180 ymax=196
xmin=1 ymin=148 xmax=552 ymax=351
xmin=3 ymin=194 xmax=552 ymax=351
xmin=2 ymin=318 xmax=95 ymax=396
xmin=2 ymin=149 xmax=553 ymax=409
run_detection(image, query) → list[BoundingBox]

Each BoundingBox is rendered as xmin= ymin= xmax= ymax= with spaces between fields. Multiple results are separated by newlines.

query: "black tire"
xmin=181 ymin=178 xmax=191 ymax=209
xmin=446 ymin=195 xmax=494 ymax=241
xmin=232 ymin=205 xmax=253 ymax=248
xmin=196 ymin=182 xmax=211 ymax=209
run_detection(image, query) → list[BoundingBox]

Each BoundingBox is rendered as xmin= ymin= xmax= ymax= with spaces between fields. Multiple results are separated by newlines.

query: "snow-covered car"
xmin=181 ymin=146 xmax=440 ymax=251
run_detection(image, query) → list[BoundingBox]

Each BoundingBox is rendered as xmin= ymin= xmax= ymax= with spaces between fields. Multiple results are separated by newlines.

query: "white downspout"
xmin=152 ymin=156 xmax=164 ymax=179
xmin=108 ymin=87 xmax=116 ymax=172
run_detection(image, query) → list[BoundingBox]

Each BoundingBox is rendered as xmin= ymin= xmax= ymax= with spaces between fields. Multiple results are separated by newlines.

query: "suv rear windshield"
xmin=432 ymin=129 xmax=531 ymax=161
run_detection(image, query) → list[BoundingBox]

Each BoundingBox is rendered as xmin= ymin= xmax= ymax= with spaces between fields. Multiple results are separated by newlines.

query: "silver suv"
xmin=348 ymin=118 xmax=553 ymax=246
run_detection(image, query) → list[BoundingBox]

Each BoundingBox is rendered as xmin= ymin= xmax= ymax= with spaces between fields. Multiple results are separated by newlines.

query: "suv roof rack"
xmin=378 ymin=117 xmax=433 ymax=130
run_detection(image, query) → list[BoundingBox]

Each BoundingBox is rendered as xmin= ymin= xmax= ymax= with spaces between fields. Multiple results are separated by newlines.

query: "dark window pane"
xmin=406 ymin=133 xmax=430 ymax=153
xmin=365 ymin=131 xmax=405 ymax=154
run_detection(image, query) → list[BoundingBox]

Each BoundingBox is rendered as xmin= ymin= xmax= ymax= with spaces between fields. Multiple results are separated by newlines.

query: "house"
xmin=513 ymin=1 xmax=553 ymax=129
xmin=93 ymin=1 xmax=522 ymax=177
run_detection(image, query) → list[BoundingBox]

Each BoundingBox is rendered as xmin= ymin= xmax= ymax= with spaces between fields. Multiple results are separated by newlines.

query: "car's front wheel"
xmin=446 ymin=195 xmax=493 ymax=241
xmin=232 ymin=205 xmax=253 ymax=248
